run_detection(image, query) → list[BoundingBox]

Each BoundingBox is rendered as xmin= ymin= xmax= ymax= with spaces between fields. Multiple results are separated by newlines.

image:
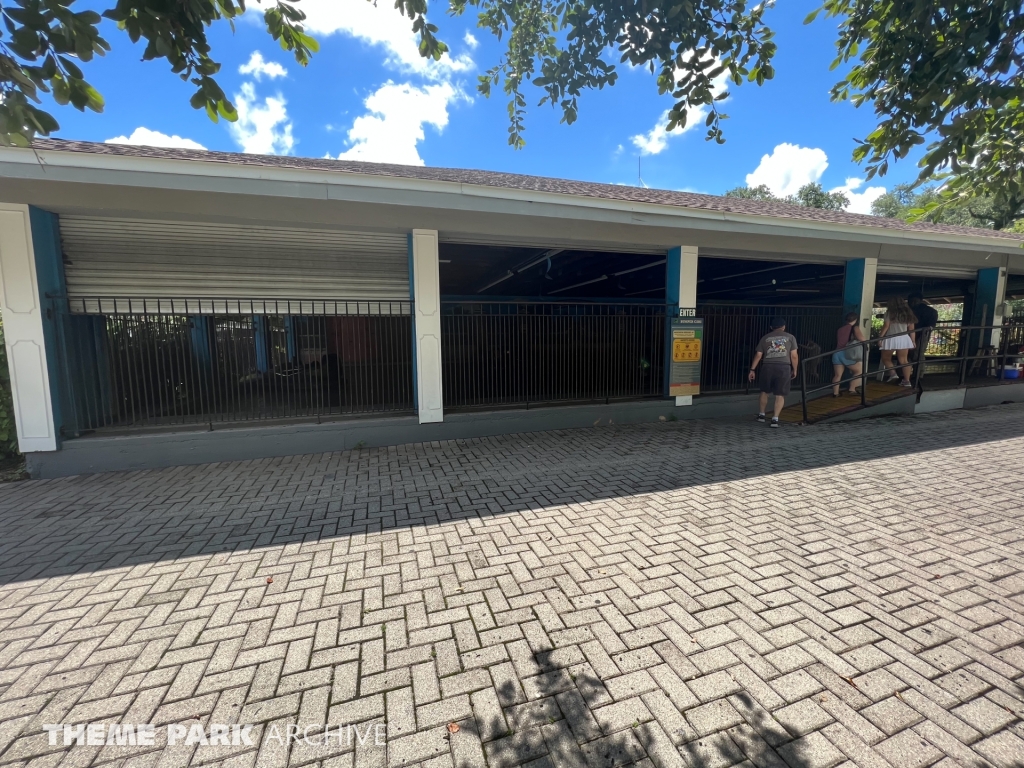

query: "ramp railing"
xmin=795 ymin=321 xmax=1023 ymax=423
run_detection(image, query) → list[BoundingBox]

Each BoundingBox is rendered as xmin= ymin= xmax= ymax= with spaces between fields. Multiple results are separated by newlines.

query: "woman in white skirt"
xmin=878 ymin=297 xmax=917 ymax=387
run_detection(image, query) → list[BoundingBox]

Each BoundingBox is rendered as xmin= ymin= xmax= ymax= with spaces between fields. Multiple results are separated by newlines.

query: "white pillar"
xmin=0 ymin=204 xmax=58 ymax=451
xmin=675 ymin=245 xmax=698 ymax=309
xmin=410 ymin=229 xmax=443 ymax=424
xmin=667 ymin=246 xmax=699 ymax=406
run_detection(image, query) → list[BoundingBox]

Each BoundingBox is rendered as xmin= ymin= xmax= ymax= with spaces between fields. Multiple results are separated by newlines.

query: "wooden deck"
xmin=779 ymin=379 xmax=916 ymax=423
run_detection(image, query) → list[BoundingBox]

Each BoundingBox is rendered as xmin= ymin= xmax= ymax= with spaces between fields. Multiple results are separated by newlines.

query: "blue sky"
xmin=52 ymin=0 xmax=925 ymax=213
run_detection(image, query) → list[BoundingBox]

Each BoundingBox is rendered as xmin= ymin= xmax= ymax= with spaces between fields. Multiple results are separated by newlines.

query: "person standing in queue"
xmin=908 ymin=293 xmax=938 ymax=379
xmin=830 ymin=312 xmax=867 ymax=396
xmin=748 ymin=317 xmax=799 ymax=428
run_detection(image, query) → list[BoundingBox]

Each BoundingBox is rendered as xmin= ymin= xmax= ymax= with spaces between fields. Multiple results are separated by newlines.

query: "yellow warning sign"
xmin=673 ymin=338 xmax=701 ymax=363
xmin=669 ymin=317 xmax=703 ymax=396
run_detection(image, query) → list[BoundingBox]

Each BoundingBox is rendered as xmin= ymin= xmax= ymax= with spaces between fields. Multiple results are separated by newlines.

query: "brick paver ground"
xmin=2 ymin=405 xmax=1024 ymax=768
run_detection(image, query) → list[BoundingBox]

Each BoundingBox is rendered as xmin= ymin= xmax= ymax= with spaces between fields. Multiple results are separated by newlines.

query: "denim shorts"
xmin=832 ymin=351 xmax=857 ymax=366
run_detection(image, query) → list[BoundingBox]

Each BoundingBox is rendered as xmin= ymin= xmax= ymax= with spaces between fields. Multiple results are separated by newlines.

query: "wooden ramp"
xmin=779 ymin=379 xmax=916 ymax=423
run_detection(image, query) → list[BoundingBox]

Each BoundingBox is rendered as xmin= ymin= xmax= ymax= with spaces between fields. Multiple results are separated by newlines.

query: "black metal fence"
xmin=54 ymin=296 xmax=894 ymax=432
xmin=699 ymin=303 xmax=844 ymax=392
xmin=59 ymin=298 xmax=414 ymax=434
xmin=440 ymin=301 xmax=665 ymax=408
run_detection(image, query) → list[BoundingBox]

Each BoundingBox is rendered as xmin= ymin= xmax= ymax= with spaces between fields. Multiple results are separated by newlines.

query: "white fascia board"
xmin=1 ymin=145 xmax=1022 ymax=255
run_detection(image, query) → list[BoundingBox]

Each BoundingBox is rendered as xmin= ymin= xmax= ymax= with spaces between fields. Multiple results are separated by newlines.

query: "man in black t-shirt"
xmin=909 ymin=294 xmax=938 ymax=378
xmin=909 ymin=293 xmax=938 ymax=330
xmin=748 ymin=317 xmax=799 ymax=428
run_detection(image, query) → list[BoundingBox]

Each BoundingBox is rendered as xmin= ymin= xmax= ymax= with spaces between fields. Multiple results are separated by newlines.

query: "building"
xmin=1 ymin=139 xmax=1022 ymax=477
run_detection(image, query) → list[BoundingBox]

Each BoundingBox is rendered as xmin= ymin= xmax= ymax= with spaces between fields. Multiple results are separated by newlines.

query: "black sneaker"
xmin=756 ymin=414 xmax=766 ymax=423
xmin=770 ymin=419 xmax=780 ymax=428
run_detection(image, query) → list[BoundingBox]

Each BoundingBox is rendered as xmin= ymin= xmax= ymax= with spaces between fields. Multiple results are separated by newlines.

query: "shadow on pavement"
xmin=0 ymin=404 xmax=1023 ymax=588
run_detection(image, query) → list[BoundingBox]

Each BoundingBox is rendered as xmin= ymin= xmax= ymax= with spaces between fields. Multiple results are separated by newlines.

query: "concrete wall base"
xmin=26 ymin=392 xmax=777 ymax=478
xmin=963 ymin=382 xmax=1024 ymax=409
xmin=916 ymin=388 xmax=967 ymax=414
xmin=910 ymin=382 xmax=1024 ymax=417
xmin=24 ymin=383 xmax=1024 ymax=479
xmin=827 ymin=394 xmax=917 ymax=424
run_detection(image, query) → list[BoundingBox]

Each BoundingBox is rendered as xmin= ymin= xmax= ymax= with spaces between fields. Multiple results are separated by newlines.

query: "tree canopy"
xmin=725 ymin=183 xmax=850 ymax=211
xmin=1 ymin=0 xmax=1022 ymax=232
xmin=0 ymin=0 xmax=317 ymax=147
xmin=813 ymin=0 xmax=1024 ymax=229
xmin=0 ymin=0 xmax=777 ymax=149
xmin=871 ymin=183 xmax=1024 ymax=231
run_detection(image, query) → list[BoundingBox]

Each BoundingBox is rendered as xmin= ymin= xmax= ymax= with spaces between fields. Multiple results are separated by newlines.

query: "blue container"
xmin=1003 ymin=366 xmax=1020 ymax=379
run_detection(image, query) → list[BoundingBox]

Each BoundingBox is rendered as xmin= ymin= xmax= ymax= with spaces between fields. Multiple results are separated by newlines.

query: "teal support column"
xmin=27 ymin=207 xmax=71 ymax=442
xmin=253 ymin=316 xmax=270 ymax=372
xmin=60 ymin=315 xmax=111 ymax=432
xmin=663 ymin=249 xmax=680 ymax=397
xmin=971 ymin=266 xmax=1007 ymax=348
xmin=408 ymin=234 xmax=418 ymax=408
xmin=190 ymin=317 xmax=215 ymax=370
xmin=842 ymin=257 xmax=877 ymax=336
xmin=284 ymin=316 xmax=299 ymax=363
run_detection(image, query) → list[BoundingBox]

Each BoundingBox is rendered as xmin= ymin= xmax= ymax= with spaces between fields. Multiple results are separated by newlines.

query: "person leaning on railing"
xmin=831 ymin=312 xmax=866 ymax=397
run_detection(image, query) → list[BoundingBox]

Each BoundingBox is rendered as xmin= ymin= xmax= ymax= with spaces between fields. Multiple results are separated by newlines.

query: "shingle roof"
xmin=26 ymin=138 xmax=1024 ymax=244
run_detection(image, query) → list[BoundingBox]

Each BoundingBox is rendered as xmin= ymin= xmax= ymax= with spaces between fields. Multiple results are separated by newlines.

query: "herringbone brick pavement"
xmin=1 ymin=405 xmax=1024 ymax=768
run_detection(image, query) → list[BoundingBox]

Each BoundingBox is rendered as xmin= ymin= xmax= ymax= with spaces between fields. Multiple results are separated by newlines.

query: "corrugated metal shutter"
xmin=60 ymin=216 xmax=410 ymax=301
xmin=877 ymin=262 xmax=977 ymax=279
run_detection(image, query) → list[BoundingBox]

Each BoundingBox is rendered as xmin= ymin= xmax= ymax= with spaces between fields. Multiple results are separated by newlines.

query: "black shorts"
xmin=760 ymin=365 xmax=792 ymax=396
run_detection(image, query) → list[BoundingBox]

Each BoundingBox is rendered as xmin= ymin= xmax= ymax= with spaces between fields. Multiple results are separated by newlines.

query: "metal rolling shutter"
xmin=59 ymin=216 xmax=410 ymax=302
xmin=876 ymin=262 xmax=977 ymax=279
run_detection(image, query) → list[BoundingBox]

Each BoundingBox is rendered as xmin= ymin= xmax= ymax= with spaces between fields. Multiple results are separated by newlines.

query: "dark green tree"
xmin=724 ymin=184 xmax=779 ymax=202
xmin=1 ymin=0 xmax=318 ymax=147
xmin=790 ymin=182 xmax=848 ymax=210
xmin=1 ymin=0 xmax=776 ymax=148
xmin=813 ymin=0 xmax=1024 ymax=229
xmin=2 ymin=0 xmax=1023 ymax=236
xmin=870 ymin=184 xmax=998 ymax=228
xmin=725 ymin=183 xmax=849 ymax=210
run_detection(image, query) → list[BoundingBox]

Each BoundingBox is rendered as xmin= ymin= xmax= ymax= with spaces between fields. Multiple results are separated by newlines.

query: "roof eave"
xmin=1 ymin=144 xmax=1022 ymax=254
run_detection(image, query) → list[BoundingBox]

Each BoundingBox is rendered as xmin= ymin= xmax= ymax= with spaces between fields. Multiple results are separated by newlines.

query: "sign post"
xmin=669 ymin=308 xmax=702 ymax=398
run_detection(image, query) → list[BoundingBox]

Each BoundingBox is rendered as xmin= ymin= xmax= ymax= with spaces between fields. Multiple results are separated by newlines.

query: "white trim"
xmin=677 ymin=245 xmax=698 ymax=308
xmin=1 ymin=146 xmax=1022 ymax=254
xmin=859 ymin=258 xmax=878 ymax=333
xmin=411 ymin=229 xmax=443 ymax=424
xmin=0 ymin=203 xmax=57 ymax=452
xmin=675 ymin=245 xmax=699 ymax=408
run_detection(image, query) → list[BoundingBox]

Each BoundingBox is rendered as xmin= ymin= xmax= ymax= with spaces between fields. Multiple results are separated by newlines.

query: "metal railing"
xmin=440 ymin=301 xmax=665 ymax=409
xmin=796 ymin=321 xmax=1024 ymax=423
xmin=698 ymin=304 xmax=845 ymax=392
xmin=58 ymin=298 xmax=415 ymax=434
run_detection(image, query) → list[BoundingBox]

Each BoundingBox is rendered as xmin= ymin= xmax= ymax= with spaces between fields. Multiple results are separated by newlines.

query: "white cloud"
xmin=229 ymin=82 xmax=294 ymax=155
xmin=631 ymin=109 xmax=690 ymax=156
xmin=463 ymin=31 xmax=479 ymax=50
xmin=298 ymin=0 xmax=472 ymax=79
xmin=239 ymin=51 xmax=287 ymax=81
xmin=335 ymin=81 xmax=459 ymax=165
xmin=746 ymin=143 xmax=829 ymax=197
xmin=105 ymin=128 xmax=206 ymax=150
xmin=832 ymin=177 xmax=886 ymax=215
xmin=630 ymin=58 xmax=728 ymax=156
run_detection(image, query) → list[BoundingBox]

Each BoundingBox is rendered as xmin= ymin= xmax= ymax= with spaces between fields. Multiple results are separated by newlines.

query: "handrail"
xmin=796 ymin=321 xmax=1019 ymax=423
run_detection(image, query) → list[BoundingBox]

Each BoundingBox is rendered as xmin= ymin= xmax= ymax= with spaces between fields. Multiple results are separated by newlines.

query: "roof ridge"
xmin=19 ymin=138 xmax=1024 ymax=244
